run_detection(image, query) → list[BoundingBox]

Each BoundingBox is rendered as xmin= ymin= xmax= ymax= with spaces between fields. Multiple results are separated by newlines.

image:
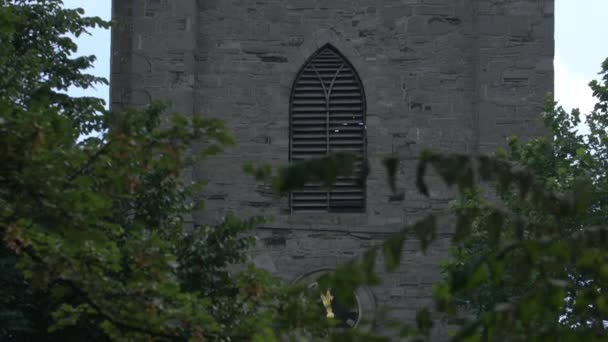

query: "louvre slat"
xmin=292 ymin=111 xmax=328 ymax=115
xmin=330 ymin=141 xmax=365 ymax=146
xmin=292 ymin=189 xmax=327 ymax=193
xmin=293 ymin=140 xmax=326 ymax=145
xmin=294 ymin=85 xmax=325 ymax=90
xmin=330 ymin=195 xmax=365 ymax=201
xmin=329 ymin=188 xmax=364 ymax=193
xmin=330 ymin=199 xmax=365 ymax=203
xmin=292 ymin=200 xmax=329 ymax=204
xmin=330 ymin=147 xmax=364 ymax=152
xmin=312 ymin=57 xmax=342 ymax=61
xmin=330 ymin=140 xmax=365 ymax=145
xmin=293 ymin=135 xmax=328 ymax=139
xmin=300 ymin=79 xmax=355 ymax=84
xmin=296 ymin=80 xmax=326 ymax=86
xmin=327 ymin=133 xmax=363 ymax=138
xmin=330 ymin=198 xmax=364 ymax=203
xmin=313 ymin=58 xmax=341 ymax=62
xmin=330 ymin=101 xmax=363 ymax=106
xmin=302 ymin=67 xmax=352 ymax=72
xmin=329 ymin=204 xmax=365 ymax=212
xmin=292 ymin=145 xmax=326 ymax=150
xmin=291 ymin=205 xmax=329 ymax=210
xmin=293 ymin=147 xmax=327 ymax=151
xmin=291 ymin=145 xmax=327 ymax=150
xmin=293 ymin=127 xmax=327 ymax=133
xmin=329 ymin=124 xmax=364 ymax=128
xmin=292 ymin=149 xmax=328 ymax=153
xmin=329 ymin=88 xmax=361 ymax=92
xmin=330 ymin=185 xmax=362 ymax=190
xmin=300 ymin=73 xmax=354 ymax=78
xmin=299 ymin=75 xmax=354 ymax=80
xmin=309 ymin=62 xmax=343 ymax=67
xmin=330 ymin=108 xmax=363 ymax=113
xmin=292 ymin=114 xmax=327 ymax=120
xmin=293 ymin=198 xmax=328 ymax=203
xmin=329 ymin=118 xmax=364 ymax=122
xmin=293 ymin=193 xmax=328 ymax=199
xmin=328 ymin=99 xmax=362 ymax=105
xmin=330 ymin=129 xmax=364 ymax=133
xmin=330 ymin=96 xmax=363 ymax=101
xmin=292 ymin=100 xmax=328 ymax=106
xmin=291 ymin=154 xmax=328 ymax=160
xmin=294 ymin=88 xmax=325 ymax=93
xmin=329 ymin=121 xmax=364 ymax=126
xmin=292 ymin=121 xmax=326 ymax=126
xmin=330 ymin=148 xmax=364 ymax=153
xmin=293 ymin=134 xmax=327 ymax=139
xmin=330 ymin=84 xmax=360 ymax=87
xmin=329 ymin=128 xmax=364 ymax=133
xmin=292 ymin=208 xmax=329 ymax=212
xmin=292 ymin=116 xmax=327 ymax=121
xmin=292 ymin=149 xmax=327 ymax=155
xmin=329 ymin=116 xmax=363 ymax=120
xmin=330 ymin=103 xmax=363 ymax=107
xmin=304 ymin=67 xmax=351 ymax=73
xmin=330 ymin=79 xmax=358 ymax=85
xmin=293 ymin=95 xmax=326 ymax=100
xmin=331 ymin=183 xmax=362 ymax=188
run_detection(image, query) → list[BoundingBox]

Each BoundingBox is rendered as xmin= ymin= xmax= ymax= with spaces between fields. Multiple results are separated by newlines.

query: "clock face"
xmin=308 ymin=282 xmax=361 ymax=329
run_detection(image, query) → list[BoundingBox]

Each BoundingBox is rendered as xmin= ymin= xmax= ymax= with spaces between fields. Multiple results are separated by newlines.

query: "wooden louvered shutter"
xmin=289 ymin=45 xmax=366 ymax=213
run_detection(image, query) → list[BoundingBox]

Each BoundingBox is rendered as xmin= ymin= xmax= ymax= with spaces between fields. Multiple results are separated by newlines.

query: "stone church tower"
xmin=111 ymin=0 xmax=554 ymax=338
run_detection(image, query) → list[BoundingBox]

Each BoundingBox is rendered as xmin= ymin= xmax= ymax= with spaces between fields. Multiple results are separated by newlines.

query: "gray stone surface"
xmin=111 ymin=0 xmax=554 ymax=339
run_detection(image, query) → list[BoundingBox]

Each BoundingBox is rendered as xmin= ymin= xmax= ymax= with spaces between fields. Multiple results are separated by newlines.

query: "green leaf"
xmin=486 ymin=209 xmax=504 ymax=246
xmin=416 ymin=159 xmax=429 ymax=196
xmin=383 ymin=233 xmax=405 ymax=272
xmin=413 ymin=215 xmax=437 ymax=252
xmin=571 ymin=178 xmax=593 ymax=214
xmin=454 ymin=213 xmax=472 ymax=243
xmin=575 ymin=147 xmax=586 ymax=157
xmin=415 ymin=308 xmax=433 ymax=336
xmin=383 ymin=157 xmax=399 ymax=193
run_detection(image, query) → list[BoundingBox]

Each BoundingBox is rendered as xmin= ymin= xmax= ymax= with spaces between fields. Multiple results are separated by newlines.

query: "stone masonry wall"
xmin=475 ymin=0 xmax=554 ymax=153
xmin=111 ymin=0 xmax=554 ymax=339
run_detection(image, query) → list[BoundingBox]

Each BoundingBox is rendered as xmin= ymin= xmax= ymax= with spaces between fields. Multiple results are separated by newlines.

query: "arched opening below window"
xmin=294 ymin=269 xmax=376 ymax=330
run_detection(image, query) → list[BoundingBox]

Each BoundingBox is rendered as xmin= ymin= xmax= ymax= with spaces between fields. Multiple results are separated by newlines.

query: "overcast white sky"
xmin=64 ymin=0 xmax=608 ymax=118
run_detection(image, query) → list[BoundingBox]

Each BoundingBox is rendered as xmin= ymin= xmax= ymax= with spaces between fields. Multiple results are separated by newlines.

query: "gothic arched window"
xmin=289 ymin=45 xmax=366 ymax=213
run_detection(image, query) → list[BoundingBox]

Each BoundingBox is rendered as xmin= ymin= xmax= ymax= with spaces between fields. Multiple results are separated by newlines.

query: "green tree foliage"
xmin=438 ymin=59 xmax=608 ymax=339
xmin=4 ymin=1 xmax=608 ymax=341
xmin=0 ymin=1 xmax=333 ymax=340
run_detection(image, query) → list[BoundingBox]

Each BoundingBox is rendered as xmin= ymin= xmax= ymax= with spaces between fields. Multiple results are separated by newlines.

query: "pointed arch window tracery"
xmin=289 ymin=45 xmax=367 ymax=212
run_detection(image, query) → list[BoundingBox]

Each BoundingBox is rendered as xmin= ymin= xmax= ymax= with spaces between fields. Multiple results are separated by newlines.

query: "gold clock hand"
xmin=320 ymin=289 xmax=335 ymax=319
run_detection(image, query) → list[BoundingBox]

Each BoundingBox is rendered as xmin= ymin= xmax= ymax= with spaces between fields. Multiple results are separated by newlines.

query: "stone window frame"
xmin=289 ymin=44 xmax=367 ymax=213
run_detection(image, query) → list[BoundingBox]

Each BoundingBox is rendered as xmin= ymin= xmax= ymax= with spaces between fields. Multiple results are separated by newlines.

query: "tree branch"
xmin=8 ymin=234 xmax=184 ymax=340
xmin=67 ymin=141 xmax=111 ymax=183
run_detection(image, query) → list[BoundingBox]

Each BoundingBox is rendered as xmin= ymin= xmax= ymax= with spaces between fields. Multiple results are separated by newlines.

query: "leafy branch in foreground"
xmin=0 ymin=1 xmax=332 ymax=340
xmin=256 ymin=58 xmax=608 ymax=341
xmin=417 ymin=151 xmax=606 ymax=340
xmin=437 ymin=58 xmax=608 ymax=340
